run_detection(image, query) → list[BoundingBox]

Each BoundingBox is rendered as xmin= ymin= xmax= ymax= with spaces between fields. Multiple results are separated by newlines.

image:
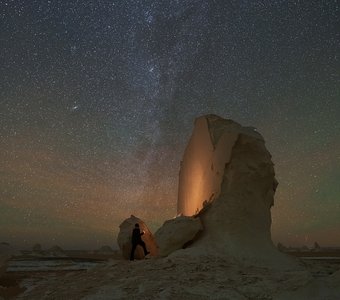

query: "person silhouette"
xmin=130 ymin=223 xmax=150 ymax=261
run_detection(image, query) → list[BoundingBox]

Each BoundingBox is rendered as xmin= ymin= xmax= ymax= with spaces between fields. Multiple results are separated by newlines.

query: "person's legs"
xmin=139 ymin=241 xmax=149 ymax=256
xmin=130 ymin=243 xmax=137 ymax=260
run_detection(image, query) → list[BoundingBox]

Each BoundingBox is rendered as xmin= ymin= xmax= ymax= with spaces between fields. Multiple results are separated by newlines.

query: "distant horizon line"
xmin=3 ymin=243 xmax=340 ymax=252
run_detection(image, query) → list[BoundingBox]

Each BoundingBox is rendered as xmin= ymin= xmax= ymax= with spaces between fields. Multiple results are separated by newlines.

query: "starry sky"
xmin=1 ymin=0 xmax=339 ymax=250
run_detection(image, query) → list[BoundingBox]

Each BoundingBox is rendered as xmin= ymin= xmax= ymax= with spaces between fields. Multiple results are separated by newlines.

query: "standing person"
xmin=130 ymin=223 xmax=150 ymax=261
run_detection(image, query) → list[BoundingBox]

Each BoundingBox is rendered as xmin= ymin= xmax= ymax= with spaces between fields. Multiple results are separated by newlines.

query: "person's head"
xmin=135 ymin=223 xmax=139 ymax=228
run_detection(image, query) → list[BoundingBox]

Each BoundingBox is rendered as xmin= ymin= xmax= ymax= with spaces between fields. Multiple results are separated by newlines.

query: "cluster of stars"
xmin=0 ymin=0 xmax=339 ymax=249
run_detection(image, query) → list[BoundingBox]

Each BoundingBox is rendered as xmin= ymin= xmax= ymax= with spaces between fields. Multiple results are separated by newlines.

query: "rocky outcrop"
xmin=176 ymin=115 xmax=296 ymax=267
xmin=117 ymin=215 xmax=158 ymax=259
xmin=117 ymin=115 xmax=298 ymax=267
xmin=155 ymin=216 xmax=203 ymax=257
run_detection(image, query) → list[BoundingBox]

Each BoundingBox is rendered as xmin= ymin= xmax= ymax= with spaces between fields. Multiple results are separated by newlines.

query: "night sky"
xmin=1 ymin=1 xmax=339 ymax=250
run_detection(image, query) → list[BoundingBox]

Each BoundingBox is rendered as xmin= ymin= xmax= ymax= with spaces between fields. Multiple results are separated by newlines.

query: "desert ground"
xmin=1 ymin=249 xmax=340 ymax=300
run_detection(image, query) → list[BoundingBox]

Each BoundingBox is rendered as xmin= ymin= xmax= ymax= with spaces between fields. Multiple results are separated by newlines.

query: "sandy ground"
xmin=1 ymin=251 xmax=340 ymax=300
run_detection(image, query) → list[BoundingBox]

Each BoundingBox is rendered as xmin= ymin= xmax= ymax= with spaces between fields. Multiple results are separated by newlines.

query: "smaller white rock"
xmin=155 ymin=216 xmax=203 ymax=257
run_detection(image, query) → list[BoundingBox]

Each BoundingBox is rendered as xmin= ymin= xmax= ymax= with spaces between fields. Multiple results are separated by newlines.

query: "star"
xmin=70 ymin=105 xmax=79 ymax=111
xmin=0 ymin=0 xmax=338 ymax=249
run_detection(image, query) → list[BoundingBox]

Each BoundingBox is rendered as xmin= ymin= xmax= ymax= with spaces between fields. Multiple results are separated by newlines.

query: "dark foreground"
xmin=1 ymin=251 xmax=340 ymax=300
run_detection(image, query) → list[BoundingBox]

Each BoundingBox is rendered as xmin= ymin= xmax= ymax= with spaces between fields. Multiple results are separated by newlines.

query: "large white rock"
xmin=155 ymin=216 xmax=203 ymax=257
xmin=177 ymin=115 xmax=297 ymax=267
xmin=117 ymin=215 xmax=158 ymax=259
xmin=178 ymin=115 xmax=265 ymax=216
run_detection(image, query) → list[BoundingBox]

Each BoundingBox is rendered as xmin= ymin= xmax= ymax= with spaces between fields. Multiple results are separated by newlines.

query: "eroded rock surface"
xmin=155 ymin=216 xmax=203 ymax=257
xmin=117 ymin=215 xmax=158 ymax=259
xmin=177 ymin=115 xmax=297 ymax=267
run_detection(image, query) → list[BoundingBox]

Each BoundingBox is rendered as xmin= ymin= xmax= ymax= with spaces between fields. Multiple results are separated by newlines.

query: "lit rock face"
xmin=178 ymin=115 xmax=264 ymax=216
xmin=178 ymin=115 xmax=284 ymax=262
xmin=117 ymin=215 xmax=158 ymax=260
xmin=155 ymin=216 xmax=203 ymax=257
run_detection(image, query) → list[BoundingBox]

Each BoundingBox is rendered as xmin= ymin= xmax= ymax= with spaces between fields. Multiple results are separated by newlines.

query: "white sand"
xmin=12 ymin=252 xmax=340 ymax=300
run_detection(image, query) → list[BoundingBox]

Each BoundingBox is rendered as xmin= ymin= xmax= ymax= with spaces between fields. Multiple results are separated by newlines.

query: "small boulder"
xmin=117 ymin=215 xmax=158 ymax=260
xmin=154 ymin=216 xmax=203 ymax=257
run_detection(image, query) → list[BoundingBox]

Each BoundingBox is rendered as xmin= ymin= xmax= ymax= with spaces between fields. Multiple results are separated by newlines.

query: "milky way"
xmin=0 ymin=1 xmax=339 ymax=249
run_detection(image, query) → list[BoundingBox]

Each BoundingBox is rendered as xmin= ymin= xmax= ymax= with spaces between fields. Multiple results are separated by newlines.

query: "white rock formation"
xmin=117 ymin=215 xmax=158 ymax=259
xmin=177 ymin=115 xmax=296 ymax=266
xmin=155 ymin=216 xmax=203 ymax=257
xmin=178 ymin=115 xmax=265 ymax=216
